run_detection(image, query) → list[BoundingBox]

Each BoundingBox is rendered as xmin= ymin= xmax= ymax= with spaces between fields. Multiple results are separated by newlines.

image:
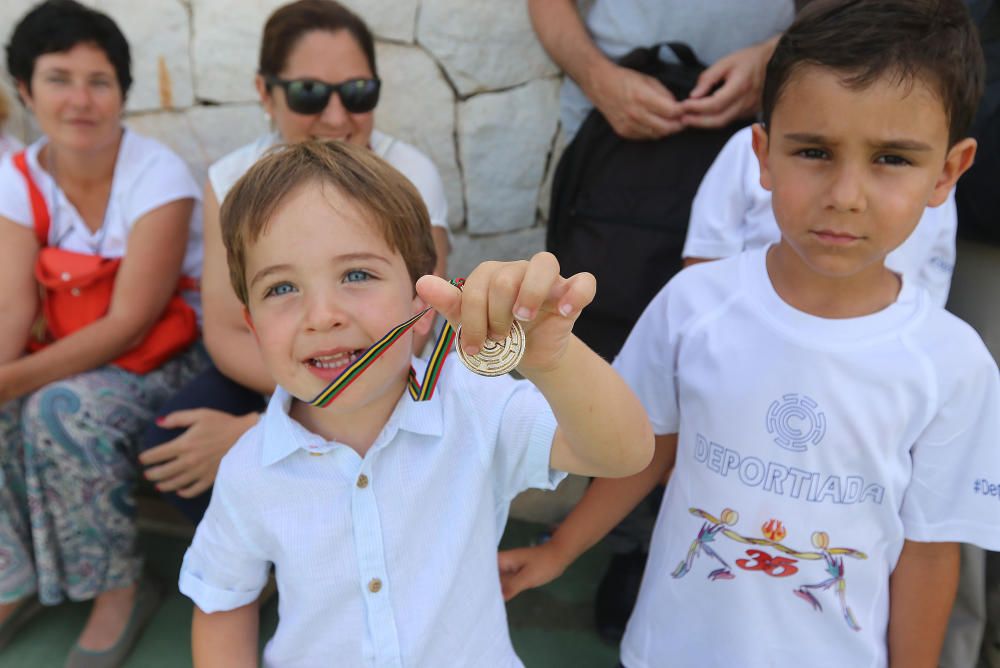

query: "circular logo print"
xmin=766 ymin=394 xmax=826 ymax=452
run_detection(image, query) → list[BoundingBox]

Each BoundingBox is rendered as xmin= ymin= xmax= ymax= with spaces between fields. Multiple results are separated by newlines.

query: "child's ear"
xmin=412 ymin=293 xmax=434 ymax=337
xmin=243 ymin=307 xmax=259 ymax=341
xmin=751 ymin=123 xmax=774 ymax=192
xmin=928 ymin=137 xmax=977 ymax=206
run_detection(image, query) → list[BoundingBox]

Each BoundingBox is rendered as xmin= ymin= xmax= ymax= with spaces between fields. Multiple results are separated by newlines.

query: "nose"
xmin=68 ymin=81 xmax=93 ymax=108
xmin=318 ymin=91 xmax=351 ymax=129
xmin=827 ymin=162 xmax=867 ymax=213
xmin=303 ymin=290 xmax=347 ymax=332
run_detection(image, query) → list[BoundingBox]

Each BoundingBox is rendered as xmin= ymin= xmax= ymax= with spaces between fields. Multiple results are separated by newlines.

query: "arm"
xmin=531 ymin=335 xmax=655 ymax=477
xmin=141 ymin=184 xmax=269 ymax=498
xmin=192 ymin=602 xmax=259 ymax=668
xmin=887 ymin=540 xmax=959 ymax=668
xmin=417 ymin=252 xmax=655 ymax=478
xmin=526 ymin=0 xmax=682 ymax=139
xmin=0 ymin=217 xmax=40 ymax=364
xmin=202 ymin=183 xmax=275 ymax=395
xmin=500 ymin=434 xmax=677 ymax=599
xmin=0 ymin=199 xmax=193 ymax=401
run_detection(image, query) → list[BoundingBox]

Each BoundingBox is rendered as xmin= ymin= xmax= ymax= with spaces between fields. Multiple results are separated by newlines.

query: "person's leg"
xmin=943 ymin=238 xmax=1000 ymax=668
xmin=983 ymin=551 xmax=1000 ymax=667
xmin=20 ymin=346 xmax=204 ymax=654
xmin=138 ymin=361 xmax=267 ymax=523
xmin=942 ymin=545 xmax=988 ymax=668
xmin=0 ymin=397 xmax=38 ymax=620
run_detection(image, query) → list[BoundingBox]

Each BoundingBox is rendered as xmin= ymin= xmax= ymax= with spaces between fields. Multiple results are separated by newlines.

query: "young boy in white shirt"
xmin=498 ymin=1 xmax=1000 ymax=666
xmin=178 ymin=139 xmax=654 ymax=667
xmin=682 ymin=125 xmax=959 ymax=306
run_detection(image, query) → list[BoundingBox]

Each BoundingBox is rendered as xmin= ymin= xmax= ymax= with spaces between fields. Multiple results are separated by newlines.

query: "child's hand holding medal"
xmin=416 ymin=252 xmax=596 ymax=377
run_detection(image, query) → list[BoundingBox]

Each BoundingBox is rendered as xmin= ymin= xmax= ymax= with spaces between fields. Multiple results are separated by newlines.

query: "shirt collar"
xmin=260 ymin=356 xmax=446 ymax=467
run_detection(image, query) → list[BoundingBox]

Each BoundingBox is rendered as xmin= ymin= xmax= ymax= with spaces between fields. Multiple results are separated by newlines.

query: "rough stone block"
xmin=417 ymin=0 xmax=557 ymax=96
xmin=375 ymin=42 xmax=462 ymax=227
xmin=459 ymin=79 xmax=560 ymax=234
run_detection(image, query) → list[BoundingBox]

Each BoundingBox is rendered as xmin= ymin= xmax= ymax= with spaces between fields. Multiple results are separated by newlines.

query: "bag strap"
xmin=11 ymin=150 xmax=50 ymax=247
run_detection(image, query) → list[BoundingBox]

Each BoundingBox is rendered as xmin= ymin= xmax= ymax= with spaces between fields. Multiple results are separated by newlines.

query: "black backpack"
xmin=546 ymin=43 xmax=745 ymax=361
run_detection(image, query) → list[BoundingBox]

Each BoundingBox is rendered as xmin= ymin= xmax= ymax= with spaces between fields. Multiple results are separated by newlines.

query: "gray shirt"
xmin=560 ymin=0 xmax=796 ymax=138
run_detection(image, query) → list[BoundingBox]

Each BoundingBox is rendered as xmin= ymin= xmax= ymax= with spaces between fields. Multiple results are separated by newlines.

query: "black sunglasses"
xmin=263 ymin=75 xmax=381 ymax=115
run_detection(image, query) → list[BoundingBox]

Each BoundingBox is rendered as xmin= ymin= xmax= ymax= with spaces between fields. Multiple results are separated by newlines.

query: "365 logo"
xmin=766 ymin=394 xmax=826 ymax=452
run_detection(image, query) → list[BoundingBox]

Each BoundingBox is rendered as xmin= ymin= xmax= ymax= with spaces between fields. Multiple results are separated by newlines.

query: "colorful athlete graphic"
xmin=793 ymin=531 xmax=865 ymax=631
xmin=672 ymin=508 xmax=740 ymax=580
xmin=673 ymin=508 xmax=868 ymax=631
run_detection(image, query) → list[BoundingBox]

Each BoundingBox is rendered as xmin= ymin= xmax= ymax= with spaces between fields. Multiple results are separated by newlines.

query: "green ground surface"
xmin=0 ymin=521 xmax=619 ymax=668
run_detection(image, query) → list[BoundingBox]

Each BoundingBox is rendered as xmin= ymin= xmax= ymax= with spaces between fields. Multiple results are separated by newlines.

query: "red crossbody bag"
xmin=12 ymin=150 xmax=199 ymax=374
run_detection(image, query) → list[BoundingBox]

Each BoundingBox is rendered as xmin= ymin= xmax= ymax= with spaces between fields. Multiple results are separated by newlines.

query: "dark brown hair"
xmin=258 ymin=0 xmax=377 ymax=79
xmin=6 ymin=0 xmax=132 ymax=97
xmin=762 ymin=0 xmax=985 ymax=145
xmin=221 ymin=140 xmax=436 ymax=305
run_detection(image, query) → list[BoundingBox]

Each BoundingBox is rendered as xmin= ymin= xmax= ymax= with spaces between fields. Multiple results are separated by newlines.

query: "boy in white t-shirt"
xmin=498 ymin=1 xmax=1000 ymax=666
xmin=179 ymin=139 xmax=654 ymax=667
xmin=683 ymin=124 xmax=959 ymax=306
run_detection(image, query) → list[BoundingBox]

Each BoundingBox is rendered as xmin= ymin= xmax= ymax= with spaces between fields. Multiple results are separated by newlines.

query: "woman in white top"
xmin=139 ymin=0 xmax=452 ymax=523
xmin=0 ymin=2 xmax=205 ymax=666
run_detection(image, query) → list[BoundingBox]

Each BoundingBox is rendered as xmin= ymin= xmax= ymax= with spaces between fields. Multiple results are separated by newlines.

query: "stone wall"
xmin=0 ymin=0 xmax=567 ymax=277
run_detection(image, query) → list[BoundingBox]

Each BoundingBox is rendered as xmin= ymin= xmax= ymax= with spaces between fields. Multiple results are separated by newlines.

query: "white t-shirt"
xmin=180 ymin=356 xmax=564 ymax=668
xmin=560 ymin=0 xmax=795 ymax=139
xmin=208 ymin=129 xmax=450 ymax=231
xmin=0 ymin=129 xmax=204 ymax=317
xmin=614 ymin=248 xmax=1000 ymax=668
xmin=683 ymin=126 xmax=958 ymax=306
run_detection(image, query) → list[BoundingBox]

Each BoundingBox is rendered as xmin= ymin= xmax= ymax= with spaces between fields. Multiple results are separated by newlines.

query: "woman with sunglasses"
xmin=0 ymin=1 xmax=206 ymax=665
xmin=138 ymin=0 xmax=451 ymax=523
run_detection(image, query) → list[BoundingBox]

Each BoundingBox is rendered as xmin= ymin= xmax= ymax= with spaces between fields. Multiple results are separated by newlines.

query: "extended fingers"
xmin=512 ymin=252 xmax=560 ymax=321
xmin=415 ymin=274 xmax=463 ymax=323
xmin=144 ymin=457 xmax=189 ymax=485
xmin=555 ymin=271 xmax=596 ymax=320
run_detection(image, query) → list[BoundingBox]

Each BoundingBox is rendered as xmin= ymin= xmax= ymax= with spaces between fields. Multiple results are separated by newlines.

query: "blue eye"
xmin=344 ymin=270 xmax=372 ymax=283
xmin=265 ymin=282 xmax=296 ymax=297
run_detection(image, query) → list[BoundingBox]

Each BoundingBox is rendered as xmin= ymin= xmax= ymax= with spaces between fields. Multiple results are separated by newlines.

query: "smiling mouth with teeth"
xmin=309 ymin=350 xmax=365 ymax=369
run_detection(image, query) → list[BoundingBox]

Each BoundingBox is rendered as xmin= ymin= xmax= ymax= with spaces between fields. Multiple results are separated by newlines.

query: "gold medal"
xmin=455 ymin=321 xmax=526 ymax=377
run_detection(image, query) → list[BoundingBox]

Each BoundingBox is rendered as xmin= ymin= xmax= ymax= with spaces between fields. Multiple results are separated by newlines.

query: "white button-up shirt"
xmin=180 ymin=356 xmax=563 ymax=668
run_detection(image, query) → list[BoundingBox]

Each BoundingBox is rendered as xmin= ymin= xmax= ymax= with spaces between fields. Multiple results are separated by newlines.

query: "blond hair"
xmin=221 ymin=139 xmax=437 ymax=305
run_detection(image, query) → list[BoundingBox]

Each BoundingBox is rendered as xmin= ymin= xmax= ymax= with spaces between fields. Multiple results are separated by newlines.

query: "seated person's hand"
xmin=588 ymin=62 xmax=684 ymax=140
xmin=139 ymin=408 xmax=259 ymax=498
xmin=416 ymin=252 xmax=596 ymax=376
xmin=679 ymin=37 xmax=777 ymax=129
xmin=498 ymin=542 xmax=573 ymax=601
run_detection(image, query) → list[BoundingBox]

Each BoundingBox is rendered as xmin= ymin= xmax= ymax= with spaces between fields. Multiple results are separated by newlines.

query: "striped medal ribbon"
xmin=309 ymin=279 xmax=463 ymax=408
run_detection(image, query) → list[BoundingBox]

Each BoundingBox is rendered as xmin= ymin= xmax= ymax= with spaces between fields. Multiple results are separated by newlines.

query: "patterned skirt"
xmin=0 ymin=345 xmax=207 ymax=605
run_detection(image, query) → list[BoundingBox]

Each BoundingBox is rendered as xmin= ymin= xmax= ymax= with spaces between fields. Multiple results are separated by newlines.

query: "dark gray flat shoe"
xmin=0 ymin=596 xmax=44 ymax=650
xmin=64 ymin=576 xmax=163 ymax=668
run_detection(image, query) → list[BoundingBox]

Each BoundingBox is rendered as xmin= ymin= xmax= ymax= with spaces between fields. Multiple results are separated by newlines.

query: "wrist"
xmin=545 ymin=531 xmax=583 ymax=569
xmin=581 ymin=58 xmax=621 ymax=111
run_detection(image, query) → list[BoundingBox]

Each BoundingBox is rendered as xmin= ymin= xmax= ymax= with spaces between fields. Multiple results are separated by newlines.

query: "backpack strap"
xmin=11 ymin=150 xmax=50 ymax=247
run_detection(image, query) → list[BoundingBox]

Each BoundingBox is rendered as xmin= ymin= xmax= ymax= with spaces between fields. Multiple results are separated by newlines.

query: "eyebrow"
xmin=247 ymin=252 xmax=392 ymax=290
xmin=249 ymin=263 xmax=293 ymax=291
xmin=783 ymin=133 xmax=933 ymax=152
